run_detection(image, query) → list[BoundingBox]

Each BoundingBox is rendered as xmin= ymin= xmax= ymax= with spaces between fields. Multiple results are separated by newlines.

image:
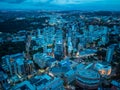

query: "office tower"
xmin=4 ymin=56 xmax=13 ymax=76
xmin=43 ymin=27 xmax=55 ymax=46
xmin=101 ymin=35 xmax=109 ymax=45
xmin=54 ymin=40 xmax=63 ymax=60
xmin=67 ymin=37 xmax=73 ymax=57
xmin=37 ymin=28 xmax=41 ymax=37
xmin=24 ymin=60 xmax=34 ymax=75
xmin=72 ymin=24 xmax=75 ymax=31
xmin=64 ymin=70 xmax=76 ymax=84
xmin=63 ymin=40 xmax=67 ymax=57
xmin=43 ymin=44 xmax=47 ymax=53
xmin=0 ymin=71 xmax=9 ymax=90
xmin=2 ymin=53 xmax=25 ymax=76
xmin=54 ymin=29 xmax=63 ymax=60
xmin=16 ymin=58 xmax=25 ymax=75
xmin=26 ymin=35 xmax=32 ymax=60
xmin=103 ymin=26 xmax=108 ymax=35
xmin=72 ymin=27 xmax=77 ymax=50
xmin=33 ymin=53 xmax=47 ymax=68
xmin=78 ymin=43 xmax=83 ymax=51
xmin=89 ymin=25 xmax=94 ymax=32
xmin=106 ymin=44 xmax=116 ymax=63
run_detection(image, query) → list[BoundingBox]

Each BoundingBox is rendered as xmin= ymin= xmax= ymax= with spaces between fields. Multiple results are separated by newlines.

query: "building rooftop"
xmin=0 ymin=71 xmax=8 ymax=81
xmin=12 ymin=81 xmax=35 ymax=90
xmin=79 ymin=49 xmax=97 ymax=57
xmin=77 ymin=69 xmax=100 ymax=80
xmin=16 ymin=58 xmax=24 ymax=65
xmin=30 ymin=74 xmax=51 ymax=85
xmin=111 ymin=80 xmax=120 ymax=88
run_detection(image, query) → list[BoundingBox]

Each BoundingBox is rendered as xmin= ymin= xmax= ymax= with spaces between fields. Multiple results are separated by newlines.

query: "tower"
xmin=54 ymin=40 xmax=63 ymax=61
xmin=106 ymin=44 xmax=116 ymax=63
xmin=37 ymin=28 xmax=41 ymax=37
xmin=26 ymin=35 xmax=31 ymax=60
xmin=67 ymin=37 xmax=73 ymax=57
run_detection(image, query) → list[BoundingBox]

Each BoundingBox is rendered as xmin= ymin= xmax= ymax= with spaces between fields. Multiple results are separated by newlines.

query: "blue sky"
xmin=0 ymin=0 xmax=120 ymax=11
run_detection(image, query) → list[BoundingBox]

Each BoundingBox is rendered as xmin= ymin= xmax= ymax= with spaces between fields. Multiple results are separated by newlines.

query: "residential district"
xmin=0 ymin=11 xmax=120 ymax=90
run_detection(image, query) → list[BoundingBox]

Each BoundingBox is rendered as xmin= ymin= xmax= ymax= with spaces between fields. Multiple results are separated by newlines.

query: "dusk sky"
xmin=0 ymin=0 xmax=120 ymax=11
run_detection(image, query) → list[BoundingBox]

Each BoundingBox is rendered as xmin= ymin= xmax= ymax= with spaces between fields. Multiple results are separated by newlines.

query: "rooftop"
xmin=77 ymin=69 xmax=100 ymax=80
xmin=79 ymin=49 xmax=97 ymax=57
xmin=0 ymin=71 xmax=8 ymax=81
xmin=12 ymin=81 xmax=35 ymax=90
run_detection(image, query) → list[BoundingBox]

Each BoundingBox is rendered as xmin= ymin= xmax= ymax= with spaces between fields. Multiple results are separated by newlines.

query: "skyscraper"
xmin=54 ymin=40 xmax=63 ymax=60
xmin=106 ymin=44 xmax=116 ymax=63
xmin=37 ymin=28 xmax=41 ymax=37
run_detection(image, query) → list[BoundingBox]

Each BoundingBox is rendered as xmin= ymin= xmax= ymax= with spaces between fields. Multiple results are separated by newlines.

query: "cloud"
xmin=0 ymin=0 xmax=26 ymax=3
xmin=25 ymin=0 xmax=48 ymax=3
xmin=50 ymin=0 xmax=102 ymax=5
xmin=0 ymin=0 xmax=120 ymax=11
xmin=1 ymin=0 xmax=102 ymax=4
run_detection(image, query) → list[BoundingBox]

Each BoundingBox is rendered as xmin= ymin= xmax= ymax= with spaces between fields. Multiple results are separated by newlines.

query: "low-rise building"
xmin=76 ymin=69 xmax=100 ymax=89
xmin=30 ymin=74 xmax=64 ymax=90
xmin=12 ymin=81 xmax=35 ymax=90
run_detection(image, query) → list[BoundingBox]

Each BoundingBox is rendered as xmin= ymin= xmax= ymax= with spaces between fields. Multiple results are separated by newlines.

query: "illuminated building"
xmin=37 ymin=28 xmax=41 ymax=37
xmin=43 ymin=27 xmax=55 ymax=46
xmin=33 ymin=53 xmax=48 ymax=68
xmin=54 ymin=40 xmax=63 ymax=60
xmin=26 ymin=35 xmax=32 ymax=60
xmin=30 ymin=74 xmax=64 ymax=90
xmin=67 ymin=37 xmax=73 ymax=57
xmin=46 ymin=57 xmax=57 ymax=68
xmin=54 ymin=29 xmax=63 ymax=60
xmin=71 ymin=28 xmax=77 ymax=50
xmin=0 ymin=71 xmax=9 ymax=90
xmin=76 ymin=69 xmax=100 ymax=89
xmin=35 ymin=35 xmax=45 ymax=47
xmin=94 ymin=62 xmax=112 ymax=76
xmin=79 ymin=49 xmax=97 ymax=58
xmin=78 ymin=43 xmax=84 ymax=52
xmin=33 ymin=53 xmax=56 ymax=69
xmin=12 ymin=81 xmax=35 ymax=90
xmin=2 ymin=53 xmax=25 ymax=76
xmin=106 ymin=44 xmax=116 ymax=63
xmin=50 ymin=58 xmax=77 ymax=77
xmin=16 ymin=58 xmax=25 ymax=75
xmin=2 ymin=53 xmax=35 ymax=77
xmin=111 ymin=80 xmax=120 ymax=90
xmin=89 ymin=25 xmax=94 ymax=32
xmin=24 ymin=60 xmax=35 ymax=75
xmin=64 ymin=69 xmax=76 ymax=84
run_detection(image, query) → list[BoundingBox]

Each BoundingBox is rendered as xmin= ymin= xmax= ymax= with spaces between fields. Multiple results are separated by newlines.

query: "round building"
xmin=76 ymin=69 xmax=100 ymax=89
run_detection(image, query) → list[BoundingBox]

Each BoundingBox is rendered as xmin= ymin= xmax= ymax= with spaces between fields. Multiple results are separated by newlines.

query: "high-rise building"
xmin=64 ymin=69 xmax=76 ymax=84
xmin=2 ymin=53 xmax=26 ymax=76
xmin=33 ymin=53 xmax=48 ymax=68
xmin=37 ymin=28 xmax=41 ymax=37
xmin=0 ymin=71 xmax=9 ymax=90
xmin=106 ymin=44 xmax=116 ymax=63
xmin=26 ymin=35 xmax=32 ymax=60
xmin=54 ymin=40 xmax=63 ymax=60
xmin=16 ymin=58 xmax=25 ymax=75
xmin=24 ymin=60 xmax=34 ymax=75
xmin=67 ymin=37 xmax=73 ymax=57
